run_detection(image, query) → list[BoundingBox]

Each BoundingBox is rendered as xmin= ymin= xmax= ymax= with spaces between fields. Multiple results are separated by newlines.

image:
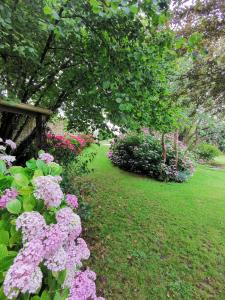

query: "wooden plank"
xmin=0 ymin=100 xmax=52 ymax=116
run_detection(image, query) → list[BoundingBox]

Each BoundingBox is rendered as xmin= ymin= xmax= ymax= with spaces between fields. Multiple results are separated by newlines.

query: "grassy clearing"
xmin=81 ymin=146 xmax=225 ymax=300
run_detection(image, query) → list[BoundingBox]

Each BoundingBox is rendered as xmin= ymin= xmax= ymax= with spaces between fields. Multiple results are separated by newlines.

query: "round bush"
xmin=195 ymin=142 xmax=221 ymax=161
xmin=109 ymin=133 xmax=195 ymax=182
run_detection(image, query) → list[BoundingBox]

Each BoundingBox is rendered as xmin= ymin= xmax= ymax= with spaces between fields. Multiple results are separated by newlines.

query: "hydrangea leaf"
xmin=0 ymin=161 xmax=7 ymax=174
xmin=0 ymin=244 xmax=8 ymax=258
xmin=6 ymin=199 xmax=21 ymax=214
xmin=40 ymin=290 xmax=51 ymax=300
xmin=0 ymin=230 xmax=9 ymax=245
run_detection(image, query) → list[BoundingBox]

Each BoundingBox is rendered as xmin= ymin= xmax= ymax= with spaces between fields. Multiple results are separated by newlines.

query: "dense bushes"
xmin=46 ymin=133 xmax=95 ymax=166
xmin=108 ymin=133 xmax=195 ymax=182
xmin=195 ymin=142 xmax=221 ymax=161
xmin=0 ymin=138 xmax=104 ymax=300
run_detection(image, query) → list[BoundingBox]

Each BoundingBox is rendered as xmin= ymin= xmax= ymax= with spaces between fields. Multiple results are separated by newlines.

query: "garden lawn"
xmin=82 ymin=146 xmax=225 ymax=300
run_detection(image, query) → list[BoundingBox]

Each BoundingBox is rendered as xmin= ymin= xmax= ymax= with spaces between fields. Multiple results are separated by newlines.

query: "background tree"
xmin=171 ymin=0 xmax=225 ymax=147
xmin=0 ymin=0 xmax=178 ymax=160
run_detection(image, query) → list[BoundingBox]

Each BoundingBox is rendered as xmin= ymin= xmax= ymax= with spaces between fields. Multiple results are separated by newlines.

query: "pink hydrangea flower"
xmin=0 ymin=188 xmax=18 ymax=208
xmin=56 ymin=207 xmax=82 ymax=239
xmin=107 ymin=151 xmax=113 ymax=159
xmin=39 ymin=152 xmax=54 ymax=164
xmin=44 ymin=246 xmax=67 ymax=272
xmin=0 ymin=155 xmax=16 ymax=165
xmin=5 ymin=139 xmax=17 ymax=150
xmin=42 ymin=224 xmax=66 ymax=258
xmin=4 ymin=263 xmax=42 ymax=299
xmin=67 ymin=269 xmax=105 ymax=300
xmin=66 ymin=194 xmax=78 ymax=209
xmin=16 ymin=212 xmax=47 ymax=243
xmin=34 ymin=175 xmax=63 ymax=208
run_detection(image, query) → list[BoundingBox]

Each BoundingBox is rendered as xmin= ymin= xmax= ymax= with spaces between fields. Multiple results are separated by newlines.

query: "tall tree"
xmin=171 ymin=0 xmax=225 ymax=146
xmin=0 ymin=0 xmax=177 ymax=158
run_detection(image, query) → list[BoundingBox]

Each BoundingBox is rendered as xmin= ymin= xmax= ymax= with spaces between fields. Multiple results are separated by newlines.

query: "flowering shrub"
xmin=0 ymin=138 xmax=104 ymax=300
xmin=46 ymin=133 xmax=95 ymax=166
xmin=108 ymin=133 xmax=195 ymax=182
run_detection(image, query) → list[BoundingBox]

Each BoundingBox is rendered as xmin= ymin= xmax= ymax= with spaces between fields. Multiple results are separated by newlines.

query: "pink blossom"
xmin=66 ymin=194 xmax=78 ymax=209
xmin=3 ymin=263 xmax=42 ymax=299
xmin=5 ymin=139 xmax=17 ymax=150
xmin=67 ymin=269 xmax=105 ymax=300
xmin=0 ymin=154 xmax=16 ymax=165
xmin=16 ymin=212 xmax=46 ymax=243
xmin=0 ymin=188 xmax=18 ymax=208
xmin=34 ymin=175 xmax=63 ymax=208
xmin=39 ymin=152 xmax=54 ymax=164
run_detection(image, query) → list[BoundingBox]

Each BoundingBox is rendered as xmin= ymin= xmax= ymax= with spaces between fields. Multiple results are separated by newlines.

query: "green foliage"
xmin=195 ymin=142 xmax=221 ymax=161
xmin=0 ymin=0 xmax=179 ymax=147
xmin=0 ymin=152 xmax=76 ymax=299
xmin=109 ymin=133 xmax=194 ymax=182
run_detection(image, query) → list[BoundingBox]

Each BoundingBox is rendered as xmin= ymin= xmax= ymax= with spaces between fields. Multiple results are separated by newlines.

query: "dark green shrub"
xmin=195 ymin=142 xmax=221 ymax=161
xmin=109 ymin=133 xmax=195 ymax=182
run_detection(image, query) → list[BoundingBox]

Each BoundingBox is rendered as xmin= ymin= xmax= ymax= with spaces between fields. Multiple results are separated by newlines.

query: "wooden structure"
xmin=0 ymin=100 xmax=52 ymax=146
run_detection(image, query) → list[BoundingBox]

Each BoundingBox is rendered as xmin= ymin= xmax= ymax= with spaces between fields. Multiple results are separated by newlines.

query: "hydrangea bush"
xmin=108 ymin=133 xmax=195 ymax=182
xmin=0 ymin=138 xmax=104 ymax=300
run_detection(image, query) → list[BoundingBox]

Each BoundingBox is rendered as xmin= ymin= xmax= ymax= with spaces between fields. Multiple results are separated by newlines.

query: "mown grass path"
xmin=84 ymin=146 xmax=225 ymax=300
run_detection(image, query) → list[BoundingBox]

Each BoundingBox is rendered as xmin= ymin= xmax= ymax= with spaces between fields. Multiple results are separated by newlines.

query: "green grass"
xmin=82 ymin=146 xmax=225 ymax=300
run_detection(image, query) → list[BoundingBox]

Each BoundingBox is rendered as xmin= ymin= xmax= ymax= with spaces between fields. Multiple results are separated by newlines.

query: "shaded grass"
xmin=82 ymin=146 xmax=225 ymax=300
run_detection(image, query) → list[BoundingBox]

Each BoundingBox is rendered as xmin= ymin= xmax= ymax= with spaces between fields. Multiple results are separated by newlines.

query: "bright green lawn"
xmin=82 ymin=146 xmax=225 ymax=300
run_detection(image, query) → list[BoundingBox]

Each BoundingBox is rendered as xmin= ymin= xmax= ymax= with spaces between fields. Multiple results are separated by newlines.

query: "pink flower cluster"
xmin=68 ymin=269 xmax=105 ymax=300
xmin=33 ymin=175 xmax=63 ymax=208
xmin=47 ymin=134 xmax=77 ymax=151
xmin=3 ymin=208 xmax=93 ymax=299
xmin=5 ymin=139 xmax=17 ymax=150
xmin=38 ymin=152 xmax=54 ymax=164
xmin=66 ymin=194 xmax=79 ymax=209
xmin=0 ymin=138 xmax=16 ymax=166
xmin=46 ymin=133 xmax=95 ymax=154
xmin=107 ymin=151 xmax=113 ymax=159
xmin=0 ymin=188 xmax=18 ymax=208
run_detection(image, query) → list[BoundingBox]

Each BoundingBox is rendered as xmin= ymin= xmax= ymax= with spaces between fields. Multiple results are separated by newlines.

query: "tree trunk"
xmin=161 ymin=133 xmax=167 ymax=163
xmin=174 ymin=129 xmax=179 ymax=169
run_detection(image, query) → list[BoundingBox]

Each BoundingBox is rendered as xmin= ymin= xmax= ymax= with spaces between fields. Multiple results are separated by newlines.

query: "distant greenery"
xmin=84 ymin=146 xmax=225 ymax=300
xmin=109 ymin=133 xmax=194 ymax=182
xmin=195 ymin=142 xmax=221 ymax=161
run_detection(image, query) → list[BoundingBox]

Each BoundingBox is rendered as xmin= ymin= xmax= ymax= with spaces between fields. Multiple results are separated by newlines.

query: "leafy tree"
xmin=171 ymin=0 xmax=225 ymax=146
xmin=0 ymin=0 xmax=179 ymax=160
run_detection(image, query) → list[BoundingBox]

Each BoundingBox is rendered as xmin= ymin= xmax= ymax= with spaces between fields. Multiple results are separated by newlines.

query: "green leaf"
xmin=0 ymin=244 xmax=8 ymax=258
xmin=43 ymin=6 xmax=52 ymax=15
xmin=0 ymin=287 xmax=7 ymax=300
xmin=129 ymin=4 xmax=138 ymax=14
xmin=12 ymin=173 xmax=29 ymax=187
xmin=116 ymin=98 xmax=122 ymax=103
xmin=0 ymin=161 xmax=7 ymax=174
xmin=53 ymin=291 xmax=61 ymax=300
xmin=31 ymin=296 xmax=41 ymax=300
xmin=61 ymin=288 xmax=70 ymax=300
xmin=48 ymin=162 xmax=62 ymax=176
xmin=41 ymin=290 xmax=51 ymax=300
xmin=57 ymin=269 xmax=67 ymax=285
xmin=6 ymin=199 xmax=21 ymax=214
xmin=36 ymin=159 xmax=49 ymax=175
xmin=26 ymin=158 xmax=37 ymax=170
xmin=0 ymin=230 xmax=9 ymax=245
xmin=22 ymin=194 xmax=36 ymax=211
xmin=33 ymin=169 xmax=43 ymax=179
xmin=0 ymin=176 xmax=13 ymax=190
xmin=0 ymin=254 xmax=15 ymax=271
